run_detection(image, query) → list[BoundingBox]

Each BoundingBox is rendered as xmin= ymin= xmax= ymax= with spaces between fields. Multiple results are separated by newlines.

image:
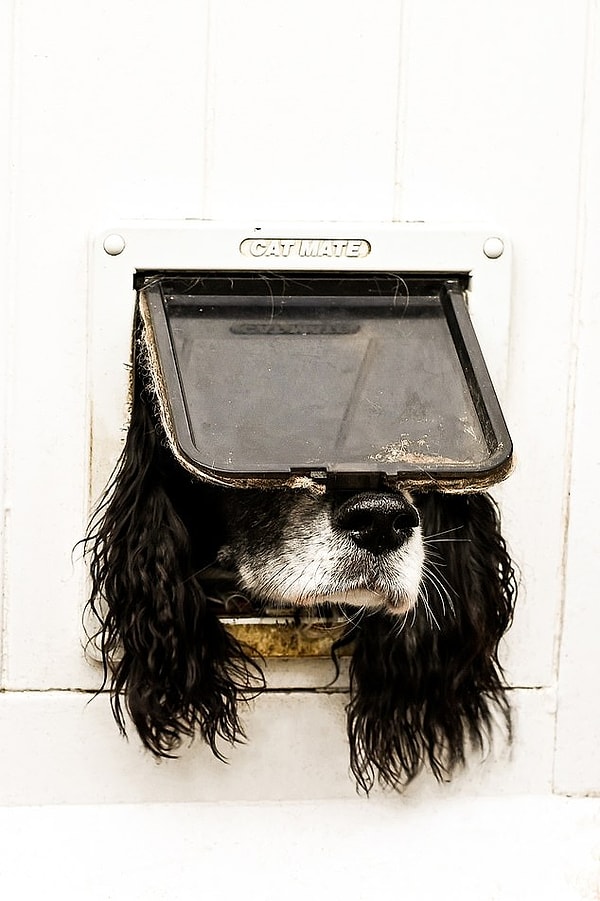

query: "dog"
xmin=84 ymin=318 xmax=517 ymax=793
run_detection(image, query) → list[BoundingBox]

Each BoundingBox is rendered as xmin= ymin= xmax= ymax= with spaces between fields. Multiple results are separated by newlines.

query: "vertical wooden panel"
xmin=4 ymin=0 xmax=209 ymax=689
xmin=554 ymin=0 xmax=600 ymax=794
xmin=205 ymin=0 xmax=404 ymax=220
xmin=0 ymin=0 xmax=17 ymax=686
xmin=395 ymin=0 xmax=589 ymax=688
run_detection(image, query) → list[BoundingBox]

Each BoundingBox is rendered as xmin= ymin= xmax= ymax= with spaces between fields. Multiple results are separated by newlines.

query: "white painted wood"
xmin=394 ymin=0 xmax=590 ymax=690
xmin=554 ymin=0 xmax=600 ymax=795
xmin=204 ymin=0 xmax=404 ymax=221
xmin=2 ymin=797 xmax=599 ymax=901
xmin=0 ymin=0 xmax=16 ymax=687
xmin=3 ymin=796 xmax=600 ymax=900
xmin=3 ymin=0 xmax=209 ymax=690
xmin=0 ymin=688 xmax=554 ymax=806
xmin=1 ymin=0 xmax=597 ymax=802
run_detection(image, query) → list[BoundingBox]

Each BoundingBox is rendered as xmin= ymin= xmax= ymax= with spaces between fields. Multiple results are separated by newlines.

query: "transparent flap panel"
xmin=140 ymin=272 xmax=512 ymax=485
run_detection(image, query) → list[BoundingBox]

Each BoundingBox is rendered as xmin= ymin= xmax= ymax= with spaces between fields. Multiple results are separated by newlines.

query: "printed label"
xmin=239 ymin=238 xmax=371 ymax=259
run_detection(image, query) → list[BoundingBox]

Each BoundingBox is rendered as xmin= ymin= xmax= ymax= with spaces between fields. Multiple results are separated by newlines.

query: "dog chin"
xmin=276 ymin=587 xmax=417 ymax=616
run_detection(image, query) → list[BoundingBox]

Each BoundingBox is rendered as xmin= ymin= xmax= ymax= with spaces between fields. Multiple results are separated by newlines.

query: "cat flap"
xmin=137 ymin=271 xmax=512 ymax=491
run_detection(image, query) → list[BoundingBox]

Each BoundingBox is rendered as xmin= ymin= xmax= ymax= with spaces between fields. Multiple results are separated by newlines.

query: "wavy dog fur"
xmin=85 ymin=364 xmax=265 ymax=759
xmin=345 ymin=492 xmax=515 ymax=791
xmin=84 ymin=330 xmax=516 ymax=790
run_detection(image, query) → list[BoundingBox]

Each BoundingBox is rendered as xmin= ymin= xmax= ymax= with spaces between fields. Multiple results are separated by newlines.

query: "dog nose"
xmin=333 ymin=493 xmax=420 ymax=554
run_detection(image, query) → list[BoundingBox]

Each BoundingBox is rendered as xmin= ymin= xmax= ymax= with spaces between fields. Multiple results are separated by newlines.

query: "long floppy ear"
xmin=346 ymin=491 xmax=517 ymax=793
xmin=84 ymin=336 xmax=264 ymax=759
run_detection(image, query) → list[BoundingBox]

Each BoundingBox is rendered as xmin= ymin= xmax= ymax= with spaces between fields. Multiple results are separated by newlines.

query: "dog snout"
xmin=333 ymin=493 xmax=420 ymax=554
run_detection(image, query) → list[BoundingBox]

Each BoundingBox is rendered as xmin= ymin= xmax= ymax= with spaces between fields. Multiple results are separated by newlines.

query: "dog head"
xmin=84 ymin=342 xmax=516 ymax=793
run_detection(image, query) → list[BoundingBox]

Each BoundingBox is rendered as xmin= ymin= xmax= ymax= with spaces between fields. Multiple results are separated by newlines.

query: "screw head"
xmin=483 ymin=236 xmax=504 ymax=259
xmin=103 ymin=233 xmax=126 ymax=256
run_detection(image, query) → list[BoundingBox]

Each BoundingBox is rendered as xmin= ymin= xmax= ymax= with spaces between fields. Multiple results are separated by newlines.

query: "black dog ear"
xmin=84 ymin=342 xmax=264 ymax=759
xmin=346 ymin=491 xmax=517 ymax=793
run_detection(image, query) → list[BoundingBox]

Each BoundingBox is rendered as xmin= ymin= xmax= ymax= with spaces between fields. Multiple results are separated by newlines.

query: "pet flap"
xmin=138 ymin=272 xmax=512 ymax=490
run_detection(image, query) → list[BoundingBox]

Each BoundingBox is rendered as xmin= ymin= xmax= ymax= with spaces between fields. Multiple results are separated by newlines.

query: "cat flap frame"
xmin=91 ymin=222 xmax=513 ymax=498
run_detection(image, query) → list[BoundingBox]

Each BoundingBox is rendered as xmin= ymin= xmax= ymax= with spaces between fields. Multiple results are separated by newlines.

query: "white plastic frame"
xmin=88 ymin=221 xmax=512 ymax=504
